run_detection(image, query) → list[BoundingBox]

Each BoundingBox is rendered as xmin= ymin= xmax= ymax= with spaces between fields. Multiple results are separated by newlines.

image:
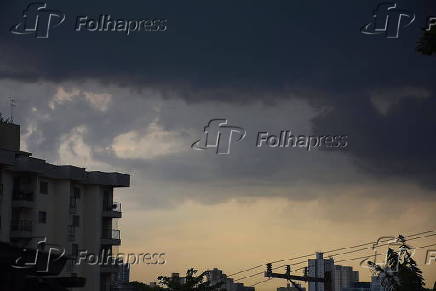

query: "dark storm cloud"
xmin=1 ymin=0 xmax=436 ymax=192
xmin=0 ymin=80 xmax=370 ymax=207
xmin=1 ymin=0 xmax=434 ymax=95
xmin=311 ymin=90 xmax=436 ymax=189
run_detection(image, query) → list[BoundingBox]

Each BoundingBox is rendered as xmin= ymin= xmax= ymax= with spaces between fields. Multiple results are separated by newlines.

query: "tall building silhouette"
xmin=0 ymin=122 xmax=130 ymax=291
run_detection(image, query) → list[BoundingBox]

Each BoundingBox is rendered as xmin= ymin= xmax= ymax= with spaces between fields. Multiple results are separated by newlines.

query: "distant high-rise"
xmin=332 ymin=265 xmax=360 ymax=290
xmin=340 ymin=266 xmax=353 ymax=289
xmin=112 ymin=260 xmax=131 ymax=290
xmin=307 ymin=252 xmax=363 ymax=291
xmin=308 ymin=252 xmax=334 ymax=291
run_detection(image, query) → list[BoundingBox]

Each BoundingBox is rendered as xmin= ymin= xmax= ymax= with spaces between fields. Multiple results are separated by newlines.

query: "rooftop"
xmin=0 ymin=122 xmax=129 ymax=187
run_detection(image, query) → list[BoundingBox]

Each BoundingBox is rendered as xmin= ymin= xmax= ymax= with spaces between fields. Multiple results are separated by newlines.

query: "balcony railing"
xmin=103 ymin=201 xmax=121 ymax=212
xmin=12 ymin=191 xmax=34 ymax=201
xmin=11 ymin=220 xmax=32 ymax=232
xmin=102 ymin=229 xmax=120 ymax=240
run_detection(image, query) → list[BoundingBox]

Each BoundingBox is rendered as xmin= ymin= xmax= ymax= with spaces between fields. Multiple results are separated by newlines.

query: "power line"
xmin=228 ymin=229 xmax=434 ymax=278
xmin=232 ymin=233 xmax=436 ymax=284
xmin=245 ymin=240 xmax=436 ymax=289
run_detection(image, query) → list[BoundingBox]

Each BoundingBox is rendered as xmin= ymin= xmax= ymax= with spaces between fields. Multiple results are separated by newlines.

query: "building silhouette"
xmin=0 ymin=122 xmax=130 ymax=291
xmin=207 ymin=268 xmax=255 ymax=291
xmin=308 ymin=252 xmax=334 ymax=291
xmin=307 ymin=252 xmax=384 ymax=291
xmin=112 ymin=259 xmax=131 ymax=290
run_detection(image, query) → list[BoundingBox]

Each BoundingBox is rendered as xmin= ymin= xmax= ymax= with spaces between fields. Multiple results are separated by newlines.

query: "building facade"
xmin=0 ymin=122 xmax=130 ymax=291
xmin=308 ymin=252 xmax=335 ymax=291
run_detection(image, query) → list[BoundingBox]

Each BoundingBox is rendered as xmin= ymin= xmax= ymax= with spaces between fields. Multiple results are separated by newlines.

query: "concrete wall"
xmin=0 ymin=168 xmax=13 ymax=242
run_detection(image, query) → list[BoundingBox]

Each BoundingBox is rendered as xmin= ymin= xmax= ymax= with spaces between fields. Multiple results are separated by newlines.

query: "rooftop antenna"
xmin=9 ymin=97 xmax=16 ymax=122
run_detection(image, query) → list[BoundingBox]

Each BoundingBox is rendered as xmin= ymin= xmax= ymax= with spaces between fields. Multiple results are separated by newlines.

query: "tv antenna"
xmin=9 ymin=97 xmax=16 ymax=122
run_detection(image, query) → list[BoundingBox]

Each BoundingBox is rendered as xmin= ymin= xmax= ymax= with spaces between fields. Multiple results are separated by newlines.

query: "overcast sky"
xmin=1 ymin=0 xmax=436 ymax=289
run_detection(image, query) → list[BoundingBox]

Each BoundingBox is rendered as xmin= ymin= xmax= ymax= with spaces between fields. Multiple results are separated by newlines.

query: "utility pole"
xmin=264 ymin=264 xmax=332 ymax=291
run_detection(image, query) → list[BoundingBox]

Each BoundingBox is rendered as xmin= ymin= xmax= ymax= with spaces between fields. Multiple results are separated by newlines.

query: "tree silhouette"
xmin=368 ymin=235 xmax=425 ymax=291
xmin=129 ymin=281 xmax=163 ymax=290
xmin=158 ymin=268 xmax=224 ymax=291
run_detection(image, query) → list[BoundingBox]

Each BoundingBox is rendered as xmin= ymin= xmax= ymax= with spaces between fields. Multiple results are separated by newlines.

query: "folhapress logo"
xmin=10 ymin=3 xmax=167 ymax=39
xmin=192 ymin=119 xmax=348 ymax=155
xmin=361 ymin=2 xmax=415 ymax=38
xmin=425 ymin=250 xmax=436 ymax=265
xmin=191 ymin=119 xmax=246 ymax=155
xmin=10 ymin=2 xmax=65 ymax=38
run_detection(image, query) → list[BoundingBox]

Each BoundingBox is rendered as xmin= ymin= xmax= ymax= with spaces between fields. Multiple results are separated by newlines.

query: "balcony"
xmin=12 ymin=191 xmax=34 ymax=208
xmin=10 ymin=220 xmax=33 ymax=238
xmin=101 ymin=229 xmax=121 ymax=246
xmin=102 ymin=201 xmax=122 ymax=218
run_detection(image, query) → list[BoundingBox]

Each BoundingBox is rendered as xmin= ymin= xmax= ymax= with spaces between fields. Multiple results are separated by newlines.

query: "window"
xmin=40 ymin=181 xmax=48 ymax=194
xmin=72 ymin=243 xmax=79 ymax=257
xmin=38 ymin=211 xmax=47 ymax=224
xmin=72 ymin=215 xmax=80 ymax=227
xmin=73 ymin=187 xmax=80 ymax=199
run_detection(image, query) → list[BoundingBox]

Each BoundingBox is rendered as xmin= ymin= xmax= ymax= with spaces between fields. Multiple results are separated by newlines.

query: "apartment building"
xmin=0 ymin=122 xmax=130 ymax=291
xmin=308 ymin=252 xmax=334 ymax=291
xmin=308 ymin=252 xmax=362 ymax=291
